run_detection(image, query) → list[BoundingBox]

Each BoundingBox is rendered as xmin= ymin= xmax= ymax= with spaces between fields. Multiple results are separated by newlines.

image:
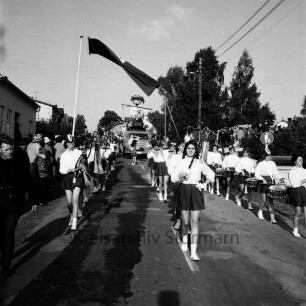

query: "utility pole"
xmin=198 ymin=58 xmax=202 ymax=130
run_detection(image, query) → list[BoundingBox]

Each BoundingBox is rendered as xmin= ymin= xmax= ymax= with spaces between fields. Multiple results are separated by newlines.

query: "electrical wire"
xmin=216 ymin=0 xmax=272 ymax=51
xmin=216 ymin=0 xmax=303 ymax=64
xmin=217 ymin=0 xmax=286 ymax=58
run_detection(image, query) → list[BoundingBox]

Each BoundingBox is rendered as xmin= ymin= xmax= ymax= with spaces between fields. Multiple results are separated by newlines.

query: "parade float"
xmin=121 ymin=95 xmax=151 ymax=157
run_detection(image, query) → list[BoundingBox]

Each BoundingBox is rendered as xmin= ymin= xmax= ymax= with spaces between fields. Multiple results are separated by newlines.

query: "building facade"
xmin=0 ymin=74 xmax=39 ymax=142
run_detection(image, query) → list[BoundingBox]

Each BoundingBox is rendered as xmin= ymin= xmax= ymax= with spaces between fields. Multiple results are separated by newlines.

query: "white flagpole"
xmin=72 ymin=35 xmax=84 ymax=137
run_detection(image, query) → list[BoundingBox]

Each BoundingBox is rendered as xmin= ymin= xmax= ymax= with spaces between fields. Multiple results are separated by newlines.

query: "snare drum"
xmin=224 ymin=167 xmax=235 ymax=179
xmin=246 ymin=177 xmax=258 ymax=189
xmin=268 ymin=185 xmax=288 ymax=199
xmin=215 ymin=168 xmax=225 ymax=178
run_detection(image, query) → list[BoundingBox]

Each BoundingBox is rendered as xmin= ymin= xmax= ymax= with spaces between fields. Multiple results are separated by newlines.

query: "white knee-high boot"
xmin=191 ymin=244 xmax=200 ymax=261
xmin=181 ymin=235 xmax=188 ymax=251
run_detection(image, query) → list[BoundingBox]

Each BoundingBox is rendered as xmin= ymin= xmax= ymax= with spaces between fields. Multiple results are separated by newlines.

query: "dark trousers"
xmin=0 ymin=210 xmax=20 ymax=268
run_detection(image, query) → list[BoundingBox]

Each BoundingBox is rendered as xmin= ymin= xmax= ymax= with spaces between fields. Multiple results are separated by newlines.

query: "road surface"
xmin=1 ymin=157 xmax=305 ymax=306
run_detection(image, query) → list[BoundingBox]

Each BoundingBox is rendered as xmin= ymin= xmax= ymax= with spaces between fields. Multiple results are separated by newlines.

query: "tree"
xmin=300 ymin=95 xmax=306 ymax=117
xmin=186 ymin=47 xmax=228 ymax=131
xmin=74 ymin=114 xmax=87 ymax=136
xmin=97 ymin=110 xmax=122 ymax=134
xmin=273 ymin=117 xmax=306 ymax=156
xmin=228 ymin=49 xmax=275 ymax=127
xmin=36 ymin=113 xmax=87 ymax=139
xmin=147 ymin=111 xmax=165 ymax=137
xmin=157 ymin=47 xmax=228 ymax=140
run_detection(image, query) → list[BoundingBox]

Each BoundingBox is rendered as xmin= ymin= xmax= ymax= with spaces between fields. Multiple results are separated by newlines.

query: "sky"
xmin=0 ymin=0 xmax=305 ymax=132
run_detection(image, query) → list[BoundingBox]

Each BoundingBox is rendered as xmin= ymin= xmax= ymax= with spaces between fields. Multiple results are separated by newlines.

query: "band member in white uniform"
xmin=288 ymin=154 xmax=306 ymax=237
xmin=147 ymin=146 xmax=155 ymax=187
xmin=172 ymin=140 xmax=215 ymax=261
xmin=207 ymin=145 xmax=223 ymax=196
xmin=234 ymin=148 xmax=255 ymax=209
xmin=222 ymin=146 xmax=239 ymax=200
xmin=168 ymin=143 xmax=184 ymax=229
xmin=60 ymin=135 xmax=83 ymax=230
xmin=155 ymin=145 xmax=170 ymax=201
xmin=255 ymin=152 xmax=281 ymax=223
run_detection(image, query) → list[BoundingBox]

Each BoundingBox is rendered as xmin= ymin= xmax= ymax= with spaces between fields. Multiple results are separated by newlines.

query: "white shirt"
xmin=27 ymin=142 xmax=41 ymax=163
xmin=147 ymin=150 xmax=154 ymax=159
xmin=288 ymin=167 xmax=306 ymax=188
xmin=54 ymin=142 xmax=65 ymax=160
xmin=235 ymin=157 xmax=255 ymax=174
xmin=103 ymin=148 xmax=112 ymax=159
xmin=222 ymin=154 xmax=239 ymax=169
xmin=87 ymin=148 xmax=95 ymax=163
xmin=172 ymin=157 xmax=215 ymax=184
xmin=110 ymin=143 xmax=115 ymax=153
xmin=255 ymin=160 xmax=280 ymax=181
xmin=59 ymin=149 xmax=82 ymax=175
xmin=156 ymin=150 xmax=169 ymax=163
xmin=167 ymin=153 xmax=183 ymax=176
xmin=207 ymin=151 xmax=223 ymax=166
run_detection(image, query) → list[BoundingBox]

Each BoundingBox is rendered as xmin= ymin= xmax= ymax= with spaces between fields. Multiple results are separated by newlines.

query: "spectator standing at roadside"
xmin=26 ymin=134 xmax=45 ymax=210
xmin=0 ymin=134 xmax=31 ymax=276
xmin=44 ymin=136 xmax=56 ymax=179
xmin=34 ymin=147 xmax=50 ymax=207
xmin=54 ymin=136 xmax=65 ymax=176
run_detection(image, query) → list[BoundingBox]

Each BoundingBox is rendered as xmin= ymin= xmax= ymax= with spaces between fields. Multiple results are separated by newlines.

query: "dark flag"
xmin=88 ymin=37 xmax=159 ymax=96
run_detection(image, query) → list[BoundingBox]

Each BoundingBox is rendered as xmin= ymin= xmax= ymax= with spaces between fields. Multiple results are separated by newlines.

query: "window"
xmin=0 ymin=105 xmax=4 ymax=133
xmin=6 ymin=109 xmax=12 ymax=136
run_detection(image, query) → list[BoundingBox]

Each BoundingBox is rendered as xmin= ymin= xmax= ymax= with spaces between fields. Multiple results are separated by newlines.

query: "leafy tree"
xmin=273 ymin=117 xmax=306 ymax=156
xmin=157 ymin=47 xmax=227 ymax=140
xmin=97 ymin=110 xmax=122 ymax=134
xmin=300 ymin=95 xmax=306 ymax=117
xmin=228 ymin=49 xmax=275 ymax=127
xmin=36 ymin=113 xmax=87 ymax=139
xmin=147 ymin=111 xmax=165 ymax=137
xmin=186 ymin=47 xmax=228 ymax=131
xmin=74 ymin=114 xmax=87 ymax=136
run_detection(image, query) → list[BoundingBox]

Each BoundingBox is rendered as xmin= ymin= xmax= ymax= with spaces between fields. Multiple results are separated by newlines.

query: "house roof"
xmin=0 ymin=74 xmax=39 ymax=110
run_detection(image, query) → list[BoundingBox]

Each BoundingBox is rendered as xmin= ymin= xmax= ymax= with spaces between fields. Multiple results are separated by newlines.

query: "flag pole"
xmin=164 ymin=100 xmax=167 ymax=140
xmin=72 ymin=35 xmax=84 ymax=137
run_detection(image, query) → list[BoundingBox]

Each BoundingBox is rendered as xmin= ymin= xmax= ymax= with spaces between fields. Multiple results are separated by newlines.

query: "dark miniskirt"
xmin=238 ymin=172 xmax=252 ymax=184
xmin=223 ymin=167 xmax=236 ymax=179
xmin=155 ymin=162 xmax=169 ymax=176
xmin=148 ymin=157 xmax=154 ymax=169
xmin=290 ymin=186 xmax=306 ymax=207
xmin=259 ymin=175 xmax=273 ymax=194
xmin=62 ymin=172 xmax=84 ymax=191
xmin=176 ymin=183 xmax=205 ymax=211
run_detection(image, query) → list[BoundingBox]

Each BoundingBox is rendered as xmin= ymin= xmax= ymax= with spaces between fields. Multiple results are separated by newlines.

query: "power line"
xmin=217 ymin=0 xmax=286 ymax=58
xmin=217 ymin=0 xmax=304 ymax=63
xmin=216 ymin=0 xmax=272 ymax=51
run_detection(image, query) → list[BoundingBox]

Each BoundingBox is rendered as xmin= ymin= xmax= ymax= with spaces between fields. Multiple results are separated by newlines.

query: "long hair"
xmin=182 ymin=140 xmax=198 ymax=159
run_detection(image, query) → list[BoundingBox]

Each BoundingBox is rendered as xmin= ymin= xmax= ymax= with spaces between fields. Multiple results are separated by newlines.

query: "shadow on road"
xmin=11 ymin=217 xmax=68 ymax=271
xmin=157 ymin=290 xmax=181 ymax=306
xmin=7 ymin=158 xmax=152 ymax=306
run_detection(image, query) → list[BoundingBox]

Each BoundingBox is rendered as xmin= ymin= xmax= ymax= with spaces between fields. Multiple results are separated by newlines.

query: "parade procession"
xmin=1 ymin=1 xmax=306 ymax=305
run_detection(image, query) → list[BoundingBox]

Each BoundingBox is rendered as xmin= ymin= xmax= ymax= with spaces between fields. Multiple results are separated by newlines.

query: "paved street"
xmin=1 ymin=157 xmax=306 ymax=306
